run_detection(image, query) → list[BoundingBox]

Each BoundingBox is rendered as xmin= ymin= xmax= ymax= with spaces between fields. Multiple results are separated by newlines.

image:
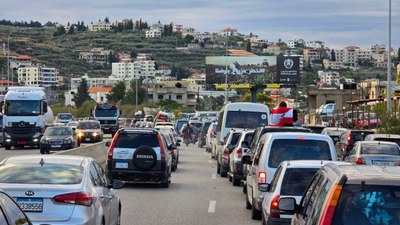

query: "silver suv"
xmin=106 ymin=128 xmax=172 ymax=188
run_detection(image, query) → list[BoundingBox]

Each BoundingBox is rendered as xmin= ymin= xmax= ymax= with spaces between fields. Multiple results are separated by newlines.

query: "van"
xmin=243 ymin=132 xmax=338 ymax=220
xmin=214 ymin=103 xmax=269 ymax=161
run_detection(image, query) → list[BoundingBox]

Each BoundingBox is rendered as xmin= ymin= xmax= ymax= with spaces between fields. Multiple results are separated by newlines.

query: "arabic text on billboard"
xmin=205 ymin=56 xmax=277 ymax=84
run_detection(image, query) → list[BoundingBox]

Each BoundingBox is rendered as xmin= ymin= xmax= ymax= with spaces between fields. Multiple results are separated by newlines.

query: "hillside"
xmin=0 ymin=25 xmax=226 ymax=79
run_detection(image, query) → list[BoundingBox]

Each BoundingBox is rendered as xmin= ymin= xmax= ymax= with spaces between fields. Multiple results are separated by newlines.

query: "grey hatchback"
xmin=106 ymin=128 xmax=172 ymax=188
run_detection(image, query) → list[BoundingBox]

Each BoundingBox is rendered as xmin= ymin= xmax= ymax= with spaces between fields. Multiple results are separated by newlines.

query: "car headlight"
xmin=64 ymin=138 xmax=73 ymax=144
xmin=33 ymin=132 xmax=41 ymax=138
xmin=92 ymin=132 xmax=98 ymax=137
xmin=77 ymin=132 xmax=84 ymax=137
xmin=40 ymin=138 xmax=49 ymax=144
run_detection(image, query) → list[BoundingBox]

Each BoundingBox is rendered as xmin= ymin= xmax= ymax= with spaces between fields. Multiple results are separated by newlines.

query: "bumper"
xmin=78 ymin=135 xmax=102 ymax=143
xmin=3 ymin=137 xmax=40 ymax=146
xmin=40 ymin=143 xmax=74 ymax=151
xmin=266 ymin=217 xmax=291 ymax=225
xmin=101 ymin=126 xmax=119 ymax=134
xmin=107 ymin=162 xmax=168 ymax=183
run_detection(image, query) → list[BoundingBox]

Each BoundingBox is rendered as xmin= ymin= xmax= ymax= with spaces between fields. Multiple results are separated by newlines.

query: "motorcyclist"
xmin=181 ymin=123 xmax=194 ymax=146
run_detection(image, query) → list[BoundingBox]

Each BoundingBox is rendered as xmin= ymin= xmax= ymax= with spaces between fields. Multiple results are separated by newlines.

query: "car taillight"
xmin=355 ymin=157 xmax=366 ymax=164
xmin=224 ymin=148 xmax=230 ymax=154
xmin=107 ymin=131 xmax=119 ymax=160
xmin=54 ymin=192 xmax=93 ymax=207
xmin=270 ymin=195 xmax=280 ymax=218
xmin=258 ymin=171 xmax=267 ymax=185
xmin=157 ymin=134 xmax=166 ymax=161
xmin=236 ymin=148 xmax=243 ymax=157
xmin=320 ymin=185 xmax=343 ymax=225
xmin=346 ymin=135 xmax=351 ymax=145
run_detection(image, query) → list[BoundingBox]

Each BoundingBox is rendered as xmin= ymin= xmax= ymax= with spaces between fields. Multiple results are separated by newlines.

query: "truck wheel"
xmin=40 ymin=148 xmax=45 ymax=154
xmin=4 ymin=145 xmax=11 ymax=150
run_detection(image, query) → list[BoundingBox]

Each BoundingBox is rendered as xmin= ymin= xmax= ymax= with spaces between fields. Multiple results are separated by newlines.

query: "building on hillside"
xmin=305 ymin=40 xmax=325 ymax=48
xmin=156 ymin=66 xmax=172 ymax=76
xmin=227 ymin=49 xmax=257 ymax=56
xmin=303 ymin=48 xmax=321 ymax=64
xmin=263 ymin=44 xmax=281 ymax=55
xmin=79 ymin=48 xmax=112 ymax=64
xmin=287 ymin=39 xmax=305 ymax=49
xmin=219 ymin=27 xmax=238 ymax=36
xmin=181 ymin=28 xmax=196 ymax=37
xmin=17 ymin=65 xmax=59 ymax=87
xmin=88 ymin=20 xmax=111 ymax=31
xmin=117 ymin=53 xmax=132 ymax=62
xmin=146 ymin=81 xmax=197 ymax=107
xmin=88 ymin=86 xmax=113 ymax=102
xmin=371 ymin=44 xmax=386 ymax=54
xmin=70 ymin=75 xmax=130 ymax=90
xmin=145 ymin=28 xmax=162 ymax=38
xmin=10 ymin=55 xmax=33 ymax=69
xmin=318 ymin=71 xmax=340 ymax=86
xmin=155 ymin=76 xmax=177 ymax=82
xmin=172 ymin=23 xmax=183 ymax=33
xmin=112 ymin=59 xmax=156 ymax=79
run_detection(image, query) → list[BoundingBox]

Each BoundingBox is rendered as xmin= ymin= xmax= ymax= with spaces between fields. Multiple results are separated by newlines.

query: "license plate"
xmin=51 ymin=145 xmax=61 ymax=148
xmin=17 ymin=198 xmax=43 ymax=212
xmin=85 ymin=138 xmax=90 ymax=141
xmin=373 ymin=161 xmax=394 ymax=166
xmin=104 ymin=128 xmax=110 ymax=130
xmin=115 ymin=162 xmax=128 ymax=169
xmin=18 ymin=141 xmax=27 ymax=145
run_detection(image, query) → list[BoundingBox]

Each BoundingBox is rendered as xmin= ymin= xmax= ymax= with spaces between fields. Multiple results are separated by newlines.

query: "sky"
xmin=1 ymin=0 xmax=399 ymax=49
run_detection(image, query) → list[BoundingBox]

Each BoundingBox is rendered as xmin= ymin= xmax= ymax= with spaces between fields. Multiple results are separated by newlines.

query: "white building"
xmin=88 ymin=86 xmax=112 ymax=103
xmin=10 ymin=55 xmax=33 ymax=69
xmin=112 ymin=60 xmax=155 ymax=79
xmin=70 ymin=75 xmax=129 ymax=90
xmin=79 ymin=48 xmax=112 ymax=64
xmin=287 ymin=39 xmax=305 ymax=49
xmin=305 ymin=40 xmax=325 ymax=48
xmin=88 ymin=20 xmax=111 ymax=32
xmin=219 ymin=27 xmax=239 ymax=36
xmin=146 ymin=81 xmax=197 ymax=107
xmin=303 ymin=48 xmax=321 ymax=64
xmin=17 ymin=65 xmax=59 ymax=87
xmin=181 ymin=28 xmax=196 ymax=37
xmin=145 ymin=28 xmax=162 ymax=38
xmin=319 ymin=71 xmax=340 ymax=86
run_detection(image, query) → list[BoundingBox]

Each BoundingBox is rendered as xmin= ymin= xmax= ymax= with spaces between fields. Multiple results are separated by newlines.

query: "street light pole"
xmin=387 ymin=0 xmax=392 ymax=113
xmin=135 ymin=78 xmax=138 ymax=114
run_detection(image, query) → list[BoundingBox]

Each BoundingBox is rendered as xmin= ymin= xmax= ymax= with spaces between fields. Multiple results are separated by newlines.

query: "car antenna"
xmin=39 ymin=158 xmax=45 ymax=167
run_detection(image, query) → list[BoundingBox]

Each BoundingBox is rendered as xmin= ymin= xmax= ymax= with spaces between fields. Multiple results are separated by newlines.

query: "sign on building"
xmin=276 ymin=56 xmax=300 ymax=86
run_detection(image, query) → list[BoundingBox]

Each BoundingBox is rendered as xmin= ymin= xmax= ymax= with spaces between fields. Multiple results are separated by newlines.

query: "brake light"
xmin=320 ymin=185 xmax=343 ymax=225
xmin=355 ymin=157 xmax=366 ymax=165
xmin=157 ymin=134 xmax=166 ymax=161
xmin=54 ymin=192 xmax=93 ymax=206
xmin=270 ymin=195 xmax=280 ymax=218
xmin=236 ymin=148 xmax=243 ymax=158
xmin=258 ymin=171 xmax=267 ymax=185
xmin=224 ymin=148 xmax=230 ymax=154
xmin=107 ymin=131 xmax=119 ymax=160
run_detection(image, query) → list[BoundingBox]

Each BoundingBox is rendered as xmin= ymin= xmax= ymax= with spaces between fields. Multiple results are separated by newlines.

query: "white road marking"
xmin=208 ymin=200 xmax=216 ymax=213
xmin=209 ymin=160 xmax=213 ymax=163
xmin=212 ymin=173 xmax=216 ymax=179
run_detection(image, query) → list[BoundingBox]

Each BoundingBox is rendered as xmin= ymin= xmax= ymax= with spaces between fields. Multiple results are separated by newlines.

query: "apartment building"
xmin=305 ymin=40 xmax=325 ymax=48
xmin=172 ymin=23 xmax=183 ymax=33
xmin=146 ymin=81 xmax=197 ymax=107
xmin=371 ymin=44 xmax=386 ymax=54
xmin=319 ymin=71 xmax=340 ymax=86
xmin=303 ymin=48 xmax=321 ymax=64
xmin=88 ymin=21 xmax=111 ymax=31
xmin=79 ymin=48 xmax=112 ymax=64
xmin=182 ymin=28 xmax=196 ymax=37
xmin=17 ymin=65 xmax=59 ymax=87
xmin=70 ymin=75 xmax=129 ymax=90
xmin=287 ymin=39 xmax=304 ymax=49
xmin=145 ymin=28 xmax=162 ymax=38
xmin=112 ymin=60 xmax=156 ymax=79
xmin=10 ymin=55 xmax=33 ymax=69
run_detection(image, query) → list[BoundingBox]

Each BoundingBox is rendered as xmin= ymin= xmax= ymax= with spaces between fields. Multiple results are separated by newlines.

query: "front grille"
xmin=99 ymin=120 xmax=117 ymax=125
xmin=49 ymin=140 xmax=63 ymax=145
xmin=11 ymin=122 xmax=36 ymax=128
xmin=6 ymin=127 xmax=37 ymax=136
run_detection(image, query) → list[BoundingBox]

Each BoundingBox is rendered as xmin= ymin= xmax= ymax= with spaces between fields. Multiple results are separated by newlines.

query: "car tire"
xmin=233 ymin=174 xmax=241 ymax=186
xmin=4 ymin=145 xmax=11 ymax=150
xmin=116 ymin=205 xmax=121 ymax=225
xmin=246 ymin=194 xmax=251 ymax=209
xmin=251 ymin=199 xmax=261 ymax=220
xmin=229 ymin=175 xmax=232 ymax=182
xmin=40 ymin=148 xmax=46 ymax=154
xmin=262 ymin=215 xmax=267 ymax=225
xmin=220 ymin=169 xmax=227 ymax=177
xmin=243 ymin=184 xmax=247 ymax=194
xmin=217 ymin=161 xmax=221 ymax=174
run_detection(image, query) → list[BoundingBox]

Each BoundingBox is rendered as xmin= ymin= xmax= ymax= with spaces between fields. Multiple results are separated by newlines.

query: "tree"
xmin=122 ymin=86 xmax=145 ymax=105
xmin=246 ymin=39 xmax=251 ymax=52
xmin=331 ymin=49 xmax=336 ymax=61
xmin=130 ymin=51 xmax=138 ymax=59
xmin=106 ymin=81 xmax=126 ymax=103
xmin=183 ymin=34 xmax=194 ymax=44
xmin=73 ymin=78 xmax=91 ymax=107
xmin=104 ymin=17 xmax=110 ymax=23
xmin=67 ymin=25 xmax=75 ymax=35
xmin=53 ymin=26 xmax=66 ymax=36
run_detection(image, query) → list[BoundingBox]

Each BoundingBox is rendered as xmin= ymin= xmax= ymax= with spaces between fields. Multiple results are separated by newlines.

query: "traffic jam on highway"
xmin=0 ymin=88 xmax=400 ymax=225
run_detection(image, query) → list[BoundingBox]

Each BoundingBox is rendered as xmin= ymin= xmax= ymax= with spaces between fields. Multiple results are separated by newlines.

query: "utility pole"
xmin=387 ymin=0 xmax=392 ymax=113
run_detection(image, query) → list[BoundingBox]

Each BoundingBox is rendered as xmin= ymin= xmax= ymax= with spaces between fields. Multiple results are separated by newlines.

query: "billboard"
xmin=205 ymin=56 xmax=277 ymax=84
xmin=276 ymin=56 xmax=300 ymax=86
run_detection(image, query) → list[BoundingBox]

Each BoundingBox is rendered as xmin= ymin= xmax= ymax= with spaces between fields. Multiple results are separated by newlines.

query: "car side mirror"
xmin=111 ymin=180 xmax=124 ymax=189
xmin=242 ymin=155 xmax=252 ymax=165
xmin=105 ymin=141 xmax=111 ymax=147
xmin=218 ymin=141 xmax=224 ymax=145
xmin=176 ymin=139 xmax=182 ymax=143
xmin=258 ymin=183 xmax=270 ymax=192
xmin=278 ymin=198 xmax=297 ymax=212
xmin=168 ymin=144 xmax=177 ymax=150
xmin=42 ymin=101 xmax=48 ymax=113
xmin=176 ymin=142 xmax=181 ymax=147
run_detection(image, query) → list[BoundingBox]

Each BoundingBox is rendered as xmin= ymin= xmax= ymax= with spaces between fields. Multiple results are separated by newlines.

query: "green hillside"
xmin=0 ymin=25 xmax=226 ymax=79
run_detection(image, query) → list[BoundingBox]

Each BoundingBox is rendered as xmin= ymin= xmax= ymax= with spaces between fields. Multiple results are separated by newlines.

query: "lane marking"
xmin=209 ymin=160 xmax=213 ymax=163
xmin=208 ymin=200 xmax=216 ymax=213
xmin=212 ymin=173 xmax=216 ymax=179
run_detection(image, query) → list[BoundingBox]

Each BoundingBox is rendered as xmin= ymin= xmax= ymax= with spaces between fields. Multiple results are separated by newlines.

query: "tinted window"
xmin=225 ymin=111 xmax=268 ymax=129
xmin=95 ymin=108 xmax=118 ymax=117
xmin=45 ymin=127 xmax=72 ymax=136
xmin=201 ymin=122 xmax=212 ymax=133
xmin=229 ymin=133 xmax=241 ymax=145
xmin=268 ymin=139 xmax=332 ymax=168
xmin=77 ymin=122 xmax=100 ymax=129
xmin=0 ymin=192 xmax=29 ymax=225
xmin=244 ymin=132 xmax=254 ymax=144
xmin=325 ymin=129 xmax=347 ymax=136
xmin=280 ymin=168 xmax=319 ymax=196
xmin=0 ymin=164 xmax=83 ymax=184
xmin=361 ymin=144 xmax=400 ymax=155
xmin=115 ymin=133 xmax=159 ymax=148
xmin=58 ymin=114 xmax=72 ymax=120
xmin=0 ymin=115 xmax=3 ymax=126
xmin=374 ymin=138 xmax=400 ymax=147
xmin=333 ymin=185 xmax=400 ymax=225
xmin=351 ymin=131 xmax=374 ymax=143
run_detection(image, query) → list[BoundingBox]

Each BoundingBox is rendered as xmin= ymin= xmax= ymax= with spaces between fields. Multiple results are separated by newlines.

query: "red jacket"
xmin=269 ymin=107 xmax=294 ymax=126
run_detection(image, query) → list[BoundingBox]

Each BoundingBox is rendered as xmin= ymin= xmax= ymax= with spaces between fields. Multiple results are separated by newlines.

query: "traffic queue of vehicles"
xmin=197 ymin=102 xmax=400 ymax=225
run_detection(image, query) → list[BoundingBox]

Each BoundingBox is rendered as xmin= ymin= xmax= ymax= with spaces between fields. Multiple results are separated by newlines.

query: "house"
xmin=10 ymin=55 xmax=33 ymax=69
xmin=145 ymin=28 xmax=162 ymax=38
xmin=88 ymin=20 xmax=111 ymax=32
xmin=263 ymin=44 xmax=281 ymax=55
xmin=79 ymin=48 xmax=112 ymax=64
xmin=146 ymin=81 xmax=197 ymax=107
xmin=88 ymin=86 xmax=113 ymax=102
xmin=219 ymin=27 xmax=238 ymax=36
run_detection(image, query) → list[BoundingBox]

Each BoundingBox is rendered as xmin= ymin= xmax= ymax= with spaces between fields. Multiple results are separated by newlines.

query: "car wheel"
xmin=217 ymin=161 xmax=221 ymax=174
xmin=160 ymin=180 xmax=170 ymax=188
xmin=233 ymin=174 xmax=241 ymax=186
xmin=220 ymin=169 xmax=227 ymax=177
xmin=40 ymin=148 xmax=46 ymax=154
xmin=116 ymin=204 xmax=121 ymax=225
xmin=251 ymin=199 xmax=261 ymax=220
xmin=261 ymin=215 xmax=267 ymax=225
xmin=229 ymin=175 xmax=232 ymax=182
xmin=243 ymin=184 xmax=247 ymax=194
xmin=245 ymin=194 xmax=251 ymax=209
xmin=4 ymin=145 xmax=11 ymax=150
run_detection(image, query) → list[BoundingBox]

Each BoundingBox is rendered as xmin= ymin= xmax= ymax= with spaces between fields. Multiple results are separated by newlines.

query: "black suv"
xmin=279 ymin=163 xmax=400 ymax=225
xmin=106 ymin=128 xmax=172 ymax=188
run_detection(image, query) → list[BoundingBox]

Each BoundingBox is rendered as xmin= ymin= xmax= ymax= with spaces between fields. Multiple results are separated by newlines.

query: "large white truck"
xmin=1 ymin=87 xmax=53 ymax=150
xmin=92 ymin=103 xmax=120 ymax=136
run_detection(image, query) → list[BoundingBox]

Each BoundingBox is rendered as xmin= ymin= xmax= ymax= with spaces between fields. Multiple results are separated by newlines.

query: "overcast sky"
xmin=1 ymin=0 xmax=399 ymax=49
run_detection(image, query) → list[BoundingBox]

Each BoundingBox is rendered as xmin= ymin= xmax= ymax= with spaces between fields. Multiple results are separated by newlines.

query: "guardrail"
xmin=54 ymin=141 xmax=108 ymax=165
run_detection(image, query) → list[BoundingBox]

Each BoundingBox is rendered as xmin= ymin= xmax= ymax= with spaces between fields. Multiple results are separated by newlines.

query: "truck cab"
xmin=92 ymin=103 xmax=120 ymax=136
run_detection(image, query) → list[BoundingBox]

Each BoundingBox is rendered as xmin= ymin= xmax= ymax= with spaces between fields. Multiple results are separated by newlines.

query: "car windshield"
xmin=361 ymin=144 xmax=400 ymax=155
xmin=374 ymin=138 xmax=400 ymax=147
xmin=229 ymin=133 xmax=241 ymax=145
xmin=325 ymin=129 xmax=347 ymax=136
xmin=45 ymin=127 xmax=72 ymax=136
xmin=176 ymin=120 xmax=188 ymax=132
xmin=226 ymin=111 xmax=268 ymax=129
xmin=268 ymin=139 xmax=332 ymax=168
xmin=58 ymin=114 xmax=72 ymax=120
xmin=95 ymin=109 xmax=118 ymax=117
xmin=6 ymin=100 xmax=41 ymax=116
xmin=114 ymin=133 xmax=160 ymax=148
xmin=333 ymin=185 xmax=400 ymax=225
xmin=281 ymin=168 xmax=319 ymax=196
xmin=0 ymin=163 xmax=83 ymax=184
xmin=77 ymin=122 xmax=100 ymax=129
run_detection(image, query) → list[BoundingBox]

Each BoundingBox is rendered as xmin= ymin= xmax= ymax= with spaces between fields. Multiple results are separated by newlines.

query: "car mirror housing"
xmin=278 ymin=197 xmax=297 ymax=212
xmin=258 ymin=183 xmax=270 ymax=192
xmin=105 ymin=141 xmax=111 ymax=147
xmin=111 ymin=180 xmax=124 ymax=189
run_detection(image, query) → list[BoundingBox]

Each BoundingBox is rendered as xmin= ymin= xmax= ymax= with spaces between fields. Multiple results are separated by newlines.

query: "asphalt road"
xmin=117 ymin=144 xmax=259 ymax=225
